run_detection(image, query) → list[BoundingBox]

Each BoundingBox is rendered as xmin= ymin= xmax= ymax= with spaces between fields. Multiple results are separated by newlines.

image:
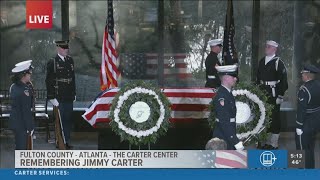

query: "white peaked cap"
xmin=216 ymin=65 xmax=238 ymax=73
xmin=12 ymin=60 xmax=32 ymax=73
xmin=15 ymin=60 xmax=32 ymax=67
xmin=208 ymin=39 xmax=223 ymax=47
xmin=216 ymin=65 xmax=238 ymax=76
xmin=266 ymin=40 xmax=279 ymax=47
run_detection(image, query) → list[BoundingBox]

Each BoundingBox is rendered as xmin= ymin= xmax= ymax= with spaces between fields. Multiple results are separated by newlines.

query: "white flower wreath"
xmin=113 ymin=87 xmax=166 ymax=138
xmin=232 ymin=89 xmax=266 ymax=139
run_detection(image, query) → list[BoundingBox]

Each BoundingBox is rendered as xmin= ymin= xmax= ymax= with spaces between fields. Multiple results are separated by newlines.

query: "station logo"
xmin=26 ymin=0 xmax=52 ymax=29
xmin=248 ymin=150 xmax=287 ymax=169
xmin=260 ymin=151 xmax=277 ymax=167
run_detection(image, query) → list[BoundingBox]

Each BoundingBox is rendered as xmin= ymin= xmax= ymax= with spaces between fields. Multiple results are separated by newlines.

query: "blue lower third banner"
xmin=1 ymin=169 xmax=320 ymax=180
xmin=248 ymin=150 xmax=288 ymax=168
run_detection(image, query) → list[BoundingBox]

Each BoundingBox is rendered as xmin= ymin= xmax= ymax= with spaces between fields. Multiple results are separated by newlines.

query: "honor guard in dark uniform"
xmin=46 ymin=40 xmax=76 ymax=149
xmin=295 ymin=64 xmax=320 ymax=169
xmin=205 ymin=39 xmax=223 ymax=88
xmin=9 ymin=60 xmax=35 ymax=150
xmin=256 ymin=40 xmax=288 ymax=149
xmin=212 ymin=65 xmax=244 ymax=150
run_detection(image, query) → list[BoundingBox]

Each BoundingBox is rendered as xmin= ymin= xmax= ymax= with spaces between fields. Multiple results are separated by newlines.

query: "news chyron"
xmin=14 ymin=150 xmax=305 ymax=169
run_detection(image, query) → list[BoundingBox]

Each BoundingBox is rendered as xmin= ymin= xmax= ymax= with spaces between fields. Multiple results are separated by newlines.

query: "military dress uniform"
xmin=45 ymin=40 xmax=76 ymax=146
xmin=295 ymin=65 xmax=320 ymax=169
xmin=212 ymin=65 xmax=243 ymax=150
xmin=256 ymin=41 xmax=288 ymax=149
xmin=9 ymin=61 xmax=35 ymax=150
xmin=205 ymin=39 xmax=223 ymax=88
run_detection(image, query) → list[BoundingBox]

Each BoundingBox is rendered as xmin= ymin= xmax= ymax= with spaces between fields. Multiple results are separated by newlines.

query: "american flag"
xmin=100 ymin=0 xmax=120 ymax=91
xmin=222 ymin=0 xmax=238 ymax=65
xmin=119 ymin=53 xmax=146 ymax=79
xmin=82 ymin=88 xmax=215 ymax=127
xmin=119 ymin=53 xmax=192 ymax=80
xmin=145 ymin=53 xmax=192 ymax=79
xmin=195 ymin=150 xmax=247 ymax=168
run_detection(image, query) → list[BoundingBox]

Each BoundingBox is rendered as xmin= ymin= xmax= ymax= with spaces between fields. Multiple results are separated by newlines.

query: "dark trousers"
xmin=58 ymin=102 xmax=73 ymax=144
xmin=295 ymin=119 xmax=320 ymax=169
xmin=14 ymin=130 xmax=27 ymax=150
xmin=267 ymin=98 xmax=281 ymax=134
xmin=205 ymin=79 xmax=220 ymax=88
xmin=295 ymin=132 xmax=316 ymax=169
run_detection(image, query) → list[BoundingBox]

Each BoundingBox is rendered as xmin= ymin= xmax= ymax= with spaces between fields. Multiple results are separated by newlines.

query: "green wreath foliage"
xmin=208 ymin=82 xmax=274 ymax=145
xmin=109 ymin=81 xmax=171 ymax=146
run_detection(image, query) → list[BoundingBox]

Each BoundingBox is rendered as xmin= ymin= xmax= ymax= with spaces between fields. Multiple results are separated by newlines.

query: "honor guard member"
xmin=295 ymin=64 xmax=320 ymax=169
xmin=9 ymin=60 xmax=35 ymax=150
xmin=212 ymin=65 xmax=244 ymax=150
xmin=46 ymin=40 xmax=76 ymax=149
xmin=256 ymin=40 xmax=288 ymax=150
xmin=205 ymin=39 xmax=223 ymax=88
xmin=15 ymin=60 xmax=36 ymax=114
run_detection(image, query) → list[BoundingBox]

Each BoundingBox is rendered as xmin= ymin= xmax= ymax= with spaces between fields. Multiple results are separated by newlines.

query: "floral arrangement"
xmin=208 ymin=83 xmax=273 ymax=145
xmin=109 ymin=81 xmax=171 ymax=145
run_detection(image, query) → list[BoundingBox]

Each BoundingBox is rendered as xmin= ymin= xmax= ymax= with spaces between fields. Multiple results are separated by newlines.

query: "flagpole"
xmin=158 ymin=0 xmax=165 ymax=86
xmin=251 ymin=0 xmax=260 ymax=82
xmin=61 ymin=0 xmax=69 ymax=40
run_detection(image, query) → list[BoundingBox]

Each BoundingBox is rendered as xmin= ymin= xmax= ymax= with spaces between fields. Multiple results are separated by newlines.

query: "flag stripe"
xmin=218 ymin=150 xmax=247 ymax=161
xmin=215 ymin=150 xmax=247 ymax=168
xmin=82 ymin=88 xmax=216 ymax=127
xmin=216 ymin=151 xmax=247 ymax=166
xmin=146 ymin=63 xmax=188 ymax=68
xmin=171 ymin=104 xmax=208 ymax=111
xmin=100 ymin=0 xmax=119 ymax=90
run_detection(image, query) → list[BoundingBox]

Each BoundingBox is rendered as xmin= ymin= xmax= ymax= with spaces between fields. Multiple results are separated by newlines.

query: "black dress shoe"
xmin=66 ymin=143 xmax=73 ymax=150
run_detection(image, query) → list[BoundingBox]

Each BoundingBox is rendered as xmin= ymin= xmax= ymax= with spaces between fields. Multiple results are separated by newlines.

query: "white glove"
xmin=276 ymin=97 xmax=284 ymax=105
xmin=49 ymin=99 xmax=59 ymax=106
xmin=296 ymin=128 xmax=303 ymax=135
xmin=234 ymin=141 xmax=244 ymax=150
xmin=27 ymin=129 xmax=34 ymax=135
xmin=74 ymin=96 xmax=76 ymax=102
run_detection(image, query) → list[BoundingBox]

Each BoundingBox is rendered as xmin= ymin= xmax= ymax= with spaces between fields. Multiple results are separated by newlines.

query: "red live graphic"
xmin=26 ymin=0 xmax=52 ymax=29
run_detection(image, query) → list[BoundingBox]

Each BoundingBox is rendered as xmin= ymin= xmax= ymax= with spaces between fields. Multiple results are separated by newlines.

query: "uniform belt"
xmin=57 ymin=78 xmax=73 ymax=83
xmin=260 ymin=80 xmax=280 ymax=97
xmin=306 ymin=106 xmax=320 ymax=113
xmin=208 ymin=75 xmax=216 ymax=79
xmin=216 ymin=118 xmax=236 ymax=123
xmin=260 ymin=80 xmax=280 ymax=86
